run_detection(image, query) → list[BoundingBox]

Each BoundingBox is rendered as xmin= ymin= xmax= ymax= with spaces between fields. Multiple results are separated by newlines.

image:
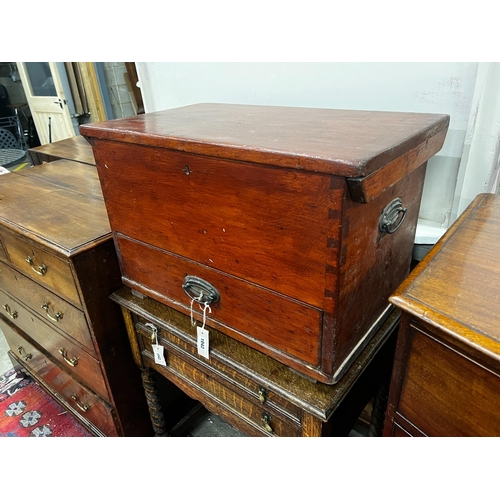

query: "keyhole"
xmin=183 ymin=165 xmax=190 ymax=175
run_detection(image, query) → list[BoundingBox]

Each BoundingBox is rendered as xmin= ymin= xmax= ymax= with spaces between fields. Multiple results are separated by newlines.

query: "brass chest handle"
xmin=59 ymin=347 xmax=78 ymax=367
xmin=25 ymin=255 xmax=47 ymax=276
xmin=379 ymin=198 xmax=407 ymax=235
xmin=41 ymin=302 xmax=63 ymax=322
xmin=71 ymin=394 xmax=90 ymax=412
xmin=3 ymin=303 xmax=18 ymax=319
xmin=182 ymin=276 xmax=220 ymax=305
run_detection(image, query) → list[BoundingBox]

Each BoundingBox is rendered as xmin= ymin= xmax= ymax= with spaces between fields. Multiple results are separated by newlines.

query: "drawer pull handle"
xmin=17 ymin=346 xmax=32 ymax=361
xmin=25 ymin=255 xmax=47 ymax=276
xmin=71 ymin=394 xmax=90 ymax=412
xmin=258 ymin=387 xmax=268 ymax=404
xmin=3 ymin=303 xmax=18 ymax=319
xmin=58 ymin=347 xmax=78 ymax=367
xmin=261 ymin=412 xmax=273 ymax=433
xmin=182 ymin=276 xmax=220 ymax=305
xmin=41 ymin=302 xmax=63 ymax=322
xmin=144 ymin=322 xmax=158 ymax=341
xmin=379 ymin=198 xmax=408 ymax=235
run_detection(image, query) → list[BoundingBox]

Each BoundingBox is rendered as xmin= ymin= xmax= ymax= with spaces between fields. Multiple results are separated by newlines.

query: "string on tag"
xmin=145 ymin=322 xmax=158 ymax=344
xmin=200 ymin=302 xmax=212 ymax=330
xmin=190 ymin=291 xmax=204 ymax=327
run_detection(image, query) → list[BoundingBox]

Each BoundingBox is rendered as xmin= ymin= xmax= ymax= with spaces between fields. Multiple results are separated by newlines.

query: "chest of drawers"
xmin=383 ymin=193 xmax=500 ymax=436
xmin=81 ymin=103 xmax=449 ymax=384
xmin=0 ymin=160 xmax=152 ymax=436
xmin=111 ymin=286 xmax=400 ymax=437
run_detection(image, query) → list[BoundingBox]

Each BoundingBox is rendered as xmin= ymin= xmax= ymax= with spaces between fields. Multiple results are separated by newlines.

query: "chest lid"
xmin=80 ymin=103 xmax=449 ymax=179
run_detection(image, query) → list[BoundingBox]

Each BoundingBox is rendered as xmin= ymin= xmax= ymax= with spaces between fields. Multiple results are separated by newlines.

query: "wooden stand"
xmin=112 ymin=286 xmax=400 ymax=437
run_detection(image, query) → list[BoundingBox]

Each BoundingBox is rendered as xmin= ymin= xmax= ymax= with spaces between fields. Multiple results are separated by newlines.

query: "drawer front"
xmin=0 ymin=235 xmax=7 ymax=261
xmin=0 ymin=260 xmax=94 ymax=353
xmin=142 ymin=346 xmax=301 ymax=437
xmin=0 ymin=229 xmax=81 ymax=307
xmin=118 ymin=234 xmax=323 ymax=367
xmin=0 ymin=289 xmax=109 ymax=401
xmin=135 ymin=317 xmax=302 ymax=423
xmin=0 ymin=318 xmax=117 ymax=436
xmin=398 ymin=324 xmax=500 ymax=436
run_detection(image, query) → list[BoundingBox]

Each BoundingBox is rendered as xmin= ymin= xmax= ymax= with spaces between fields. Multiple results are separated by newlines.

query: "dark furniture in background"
xmin=0 ymin=160 xmax=151 ymax=436
xmin=384 ymin=193 xmax=500 ymax=437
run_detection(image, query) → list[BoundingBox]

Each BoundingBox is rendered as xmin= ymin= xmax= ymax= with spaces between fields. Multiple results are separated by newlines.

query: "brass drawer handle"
xmin=58 ymin=347 xmax=78 ymax=367
xmin=25 ymin=255 xmax=47 ymax=276
xmin=3 ymin=303 xmax=18 ymax=319
xmin=258 ymin=387 xmax=268 ymax=404
xmin=144 ymin=322 xmax=158 ymax=341
xmin=41 ymin=302 xmax=63 ymax=322
xmin=261 ymin=412 xmax=273 ymax=433
xmin=71 ymin=394 xmax=90 ymax=412
xmin=17 ymin=345 xmax=32 ymax=361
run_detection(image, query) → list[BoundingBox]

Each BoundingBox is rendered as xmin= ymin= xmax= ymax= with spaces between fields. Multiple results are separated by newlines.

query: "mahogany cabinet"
xmin=0 ymin=160 xmax=151 ymax=436
xmin=383 ymin=193 xmax=500 ymax=436
xmin=81 ymin=103 xmax=449 ymax=384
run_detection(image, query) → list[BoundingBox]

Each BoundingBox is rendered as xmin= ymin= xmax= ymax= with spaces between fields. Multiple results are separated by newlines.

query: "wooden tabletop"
xmin=81 ymin=103 xmax=449 ymax=178
xmin=0 ymin=160 xmax=110 ymax=255
xmin=390 ymin=193 xmax=500 ymax=361
xmin=28 ymin=135 xmax=95 ymax=165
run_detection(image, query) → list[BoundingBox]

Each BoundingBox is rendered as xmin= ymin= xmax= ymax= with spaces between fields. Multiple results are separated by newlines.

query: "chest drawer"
xmin=0 ymin=229 xmax=81 ymax=307
xmin=0 ymin=317 xmax=117 ymax=436
xmin=135 ymin=317 xmax=302 ymax=423
xmin=119 ymin=235 xmax=322 ymax=367
xmin=0 ymin=260 xmax=94 ymax=352
xmin=0 ymin=289 xmax=108 ymax=401
xmin=141 ymin=345 xmax=301 ymax=437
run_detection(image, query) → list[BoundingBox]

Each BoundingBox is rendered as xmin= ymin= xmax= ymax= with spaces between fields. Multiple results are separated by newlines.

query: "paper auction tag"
xmin=197 ymin=326 xmax=210 ymax=359
xmin=152 ymin=344 xmax=167 ymax=366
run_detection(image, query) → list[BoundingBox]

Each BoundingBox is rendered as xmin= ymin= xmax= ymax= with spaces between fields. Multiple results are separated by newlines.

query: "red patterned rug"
xmin=0 ymin=368 xmax=92 ymax=437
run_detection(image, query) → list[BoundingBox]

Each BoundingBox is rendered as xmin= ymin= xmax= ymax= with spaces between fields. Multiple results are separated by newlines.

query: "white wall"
xmin=136 ymin=62 xmax=499 ymax=240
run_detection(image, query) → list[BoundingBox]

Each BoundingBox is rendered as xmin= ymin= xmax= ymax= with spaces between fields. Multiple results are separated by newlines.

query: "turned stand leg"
xmin=141 ymin=367 xmax=169 ymax=437
xmin=368 ymin=383 xmax=389 ymax=437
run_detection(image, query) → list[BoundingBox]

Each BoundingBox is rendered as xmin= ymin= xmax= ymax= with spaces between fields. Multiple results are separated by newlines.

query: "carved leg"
xmin=141 ymin=367 xmax=169 ymax=437
xmin=368 ymin=383 xmax=389 ymax=437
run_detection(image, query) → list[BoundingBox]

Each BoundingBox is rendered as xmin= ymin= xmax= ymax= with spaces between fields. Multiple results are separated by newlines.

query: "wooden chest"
xmin=0 ymin=160 xmax=152 ymax=436
xmin=384 ymin=193 xmax=500 ymax=436
xmin=81 ymin=103 xmax=449 ymax=384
